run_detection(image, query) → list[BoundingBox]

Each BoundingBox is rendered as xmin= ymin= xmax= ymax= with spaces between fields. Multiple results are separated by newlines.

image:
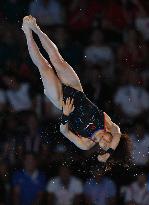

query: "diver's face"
xmin=93 ymin=131 xmax=113 ymax=151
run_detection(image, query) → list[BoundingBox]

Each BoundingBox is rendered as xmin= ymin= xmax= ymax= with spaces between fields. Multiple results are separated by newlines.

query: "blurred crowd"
xmin=0 ymin=0 xmax=149 ymax=204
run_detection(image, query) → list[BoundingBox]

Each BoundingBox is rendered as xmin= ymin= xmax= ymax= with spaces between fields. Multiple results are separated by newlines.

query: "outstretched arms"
xmin=60 ymin=98 xmax=95 ymax=150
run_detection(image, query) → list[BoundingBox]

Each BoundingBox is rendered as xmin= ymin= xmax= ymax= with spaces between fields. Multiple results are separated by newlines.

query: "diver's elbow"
xmin=80 ymin=144 xmax=91 ymax=150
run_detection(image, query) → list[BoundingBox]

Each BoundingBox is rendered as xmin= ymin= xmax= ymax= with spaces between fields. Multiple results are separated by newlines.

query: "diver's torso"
xmin=62 ymin=84 xmax=104 ymax=138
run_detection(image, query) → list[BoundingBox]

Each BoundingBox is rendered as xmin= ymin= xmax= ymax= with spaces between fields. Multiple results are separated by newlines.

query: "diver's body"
xmin=22 ymin=15 xmax=121 ymax=162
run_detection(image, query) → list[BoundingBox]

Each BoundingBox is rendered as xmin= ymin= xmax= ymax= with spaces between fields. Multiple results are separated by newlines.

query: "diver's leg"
xmin=26 ymin=15 xmax=83 ymax=92
xmin=22 ymin=18 xmax=62 ymax=109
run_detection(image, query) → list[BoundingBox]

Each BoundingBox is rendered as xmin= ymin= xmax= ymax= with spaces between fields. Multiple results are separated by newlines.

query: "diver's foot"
xmin=22 ymin=16 xmax=31 ymax=33
xmin=25 ymin=15 xmax=40 ymax=33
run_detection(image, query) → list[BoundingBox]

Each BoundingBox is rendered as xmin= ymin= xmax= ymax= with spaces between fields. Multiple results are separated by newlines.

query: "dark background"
xmin=0 ymin=0 xmax=149 ymax=204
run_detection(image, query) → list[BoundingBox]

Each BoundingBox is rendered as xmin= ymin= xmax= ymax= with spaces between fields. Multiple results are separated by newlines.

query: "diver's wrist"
xmin=61 ymin=114 xmax=69 ymax=125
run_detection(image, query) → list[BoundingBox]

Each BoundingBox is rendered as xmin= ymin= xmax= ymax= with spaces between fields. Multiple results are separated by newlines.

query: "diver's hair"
xmin=104 ymin=134 xmax=132 ymax=173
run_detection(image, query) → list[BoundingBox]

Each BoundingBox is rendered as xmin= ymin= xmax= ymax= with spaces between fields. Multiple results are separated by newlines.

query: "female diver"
xmin=22 ymin=15 xmax=131 ymax=165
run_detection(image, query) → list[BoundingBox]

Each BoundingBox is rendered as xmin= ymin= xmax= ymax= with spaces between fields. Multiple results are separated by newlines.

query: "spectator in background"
xmin=0 ymin=161 xmax=10 ymax=205
xmin=38 ymin=143 xmax=52 ymax=175
xmin=1 ymin=113 xmax=18 ymax=141
xmin=12 ymin=152 xmax=46 ymax=205
xmin=84 ymin=29 xmax=114 ymax=83
xmin=84 ymin=172 xmax=117 ymax=205
xmin=3 ymin=0 xmax=19 ymax=22
xmin=113 ymin=71 xmax=149 ymax=122
xmin=3 ymin=0 xmax=26 ymax=23
xmin=46 ymin=166 xmax=83 ymax=205
xmin=83 ymin=64 xmax=101 ymax=104
xmin=124 ymin=173 xmax=149 ymax=205
xmin=1 ymin=141 xmax=15 ymax=167
xmin=14 ymin=144 xmax=25 ymax=170
xmin=52 ymin=137 xmax=71 ymax=166
xmin=0 ymin=113 xmax=18 ymax=167
xmin=54 ymin=26 xmax=83 ymax=70
xmin=101 ymin=0 xmax=134 ymax=43
xmin=0 ymin=89 xmax=6 ymax=112
xmin=117 ymin=28 xmax=148 ymax=72
xmin=135 ymin=10 xmax=149 ymax=42
xmin=129 ymin=122 xmax=149 ymax=167
xmin=68 ymin=0 xmax=103 ymax=32
xmin=18 ymin=49 xmax=35 ymax=83
xmin=1 ymin=72 xmax=33 ymax=112
xmin=132 ymin=0 xmax=149 ymax=41
xmin=0 ymin=27 xmax=19 ymax=64
xmin=29 ymin=0 xmax=65 ymax=26
xmin=24 ymin=112 xmax=41 ymax=153
xmin=102 ymin=0 xmax=128 ymax=31
xmin=0 ymin=69 xmax=8 ymax=114
xmin=0 ymin=1 xmax=5 ymax=20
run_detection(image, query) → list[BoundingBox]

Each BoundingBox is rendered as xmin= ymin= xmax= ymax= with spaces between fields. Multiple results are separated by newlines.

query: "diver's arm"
xmin=60 ymin=97 xmax=96 ymax=150
xmin=60 ymin=123 xmax=95 ymax=150
xmin=104 ymin=112 xmax=121 ymax=150
xmin=109 ymin=122 xmax=121 ymax=149
xmin=97 ymin=123 xmax=121 ymax=163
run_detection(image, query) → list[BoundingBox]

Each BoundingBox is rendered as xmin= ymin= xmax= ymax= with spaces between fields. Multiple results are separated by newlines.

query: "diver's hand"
xmin=111 ymin=123 xmax=121 ymax=135
xmin=62 ymin=97 xmax=75 ymax=116
xmin=97 ymin=153 xmax=110 ymax=163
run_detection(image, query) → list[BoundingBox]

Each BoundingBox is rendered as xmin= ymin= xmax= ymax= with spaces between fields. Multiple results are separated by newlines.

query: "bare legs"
xmin=22 ymin=15 xmax=83 ymax=111
xmin=25 ymin=16 xmax=83 ymax=92
xmin=22 ymin=17 xmax=62 ymax=109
